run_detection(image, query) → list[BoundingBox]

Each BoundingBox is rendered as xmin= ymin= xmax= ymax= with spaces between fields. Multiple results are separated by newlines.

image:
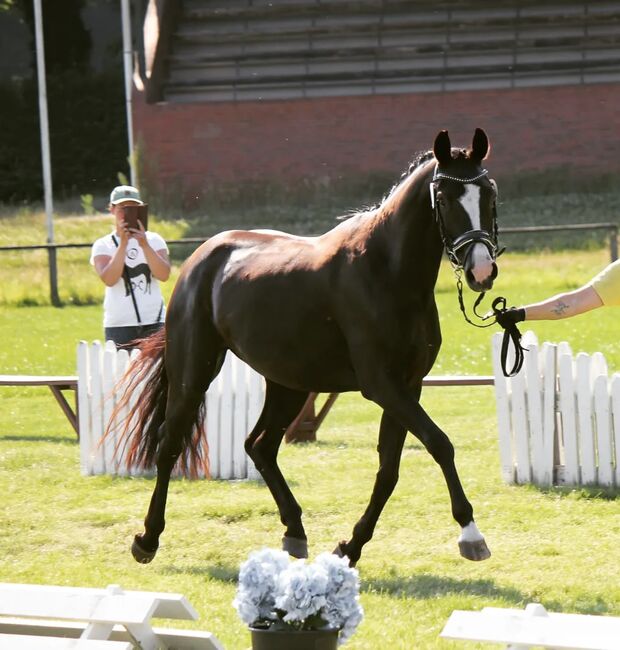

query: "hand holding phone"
xmin=121 ymin=204 xmax=148 ymax=231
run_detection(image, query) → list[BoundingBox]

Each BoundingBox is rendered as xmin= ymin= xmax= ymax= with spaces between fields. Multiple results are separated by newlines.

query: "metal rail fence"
xmin=0 ymin=223 xmax=617 ymax=305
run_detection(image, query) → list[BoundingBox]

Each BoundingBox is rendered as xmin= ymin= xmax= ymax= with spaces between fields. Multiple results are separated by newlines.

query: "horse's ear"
xmin=471 ymin=128 xmax=489 ymax=162
xmin=433 ymin=130 xmax=452 ymax=165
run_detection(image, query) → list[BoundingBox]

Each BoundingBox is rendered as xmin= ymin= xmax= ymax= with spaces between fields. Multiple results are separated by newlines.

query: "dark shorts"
xmin=104 ymin=322 xmax=164 ymax=351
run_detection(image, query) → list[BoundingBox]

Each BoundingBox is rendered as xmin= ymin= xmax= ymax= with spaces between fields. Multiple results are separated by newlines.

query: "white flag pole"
xmin=33 ymin=0 xmax=60 ymax=306
xmin=121 ymin=0 xmax=136 ymax=187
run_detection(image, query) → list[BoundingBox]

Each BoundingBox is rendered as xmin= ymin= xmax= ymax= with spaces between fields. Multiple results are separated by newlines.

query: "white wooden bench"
xmin=441 ymin=603 xmax=620 ymax=650
xmin=0 ymin=374 xmax=79 ymax=437
xmin=0 ymin=583 xmax=225 ymax=650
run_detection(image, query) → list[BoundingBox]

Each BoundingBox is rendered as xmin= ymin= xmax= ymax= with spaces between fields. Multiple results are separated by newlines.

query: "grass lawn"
xmin=1 ymin=206 xmax=619 ymax=647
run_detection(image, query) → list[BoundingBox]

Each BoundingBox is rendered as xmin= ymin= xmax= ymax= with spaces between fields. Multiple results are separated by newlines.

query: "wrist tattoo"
xmin=552 ymin=300 xmax=570 ymax=316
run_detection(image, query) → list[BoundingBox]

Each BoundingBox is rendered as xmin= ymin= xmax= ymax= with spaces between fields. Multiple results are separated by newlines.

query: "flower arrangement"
xmin=233 ymin=548 xmax=364 ymax=645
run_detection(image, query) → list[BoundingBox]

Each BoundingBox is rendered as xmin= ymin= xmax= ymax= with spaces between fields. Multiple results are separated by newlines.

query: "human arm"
xmin=131 ymin=222 xmax=171 ymax=282
xmin=93 ymin=228 xmax=130 ymax=286
xmin=522 ymin=285 xmax=602 ymax=320
xmin=496 ymin=284 xmax=603 ymax=328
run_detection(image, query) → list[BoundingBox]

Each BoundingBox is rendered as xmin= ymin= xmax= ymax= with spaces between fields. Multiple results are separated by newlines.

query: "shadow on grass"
xmin=0 ymin=434 xmax=75 ymax=444
xmin=161 ymin=563 xmax=239 ymax=583
xmin=362 ymin=574 xmax=526 ymax=603
xmin=536 ymin=485 xmax=619 ymax=501
xmin=160 ymin=565 xmax=619 ymax=616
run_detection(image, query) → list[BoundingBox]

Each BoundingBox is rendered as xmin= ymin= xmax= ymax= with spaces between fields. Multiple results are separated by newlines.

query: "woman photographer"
xmin=90 ymin=185 xmax=170 ymax=350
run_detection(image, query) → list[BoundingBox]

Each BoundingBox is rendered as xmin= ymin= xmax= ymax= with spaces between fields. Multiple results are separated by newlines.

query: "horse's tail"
xmin=108 ymin=328 xmax=209 ymax=479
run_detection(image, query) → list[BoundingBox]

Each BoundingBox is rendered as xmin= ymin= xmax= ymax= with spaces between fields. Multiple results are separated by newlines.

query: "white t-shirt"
xmin=90 ymin=231 xmax=168 ymax=328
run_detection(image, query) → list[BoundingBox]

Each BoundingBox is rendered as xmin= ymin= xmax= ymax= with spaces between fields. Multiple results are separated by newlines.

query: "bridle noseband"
xmin=430 ymin=165 xmax=500 ymax=269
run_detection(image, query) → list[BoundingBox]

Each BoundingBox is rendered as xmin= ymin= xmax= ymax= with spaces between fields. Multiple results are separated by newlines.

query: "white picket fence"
xmin=77 ymin=341 xmax=263 ymax=480
xmin=492 ymin=331 xmax=620 ymax=488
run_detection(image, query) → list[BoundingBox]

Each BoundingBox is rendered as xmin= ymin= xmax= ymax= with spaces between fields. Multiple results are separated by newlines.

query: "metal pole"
xmin=33 ymin=0 xmax=60 ymax=307
xmin=121 ymin=0 xmax=136 ymax=187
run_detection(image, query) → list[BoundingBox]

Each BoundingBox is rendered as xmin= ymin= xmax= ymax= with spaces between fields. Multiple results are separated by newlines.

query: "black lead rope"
xmin=454 ymin=271 xmax=526 ymax=377
xmin=490 ymin=296 xmax=526 ymax=378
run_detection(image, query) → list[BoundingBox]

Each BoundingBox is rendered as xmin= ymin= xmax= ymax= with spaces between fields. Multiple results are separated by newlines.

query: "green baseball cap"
xmin=110 ymin=185 xmax=143 ymax=205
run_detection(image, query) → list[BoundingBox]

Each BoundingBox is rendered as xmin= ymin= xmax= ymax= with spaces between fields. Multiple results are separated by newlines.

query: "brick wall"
xmin=133 ymin=83 xmax=620 ymax=203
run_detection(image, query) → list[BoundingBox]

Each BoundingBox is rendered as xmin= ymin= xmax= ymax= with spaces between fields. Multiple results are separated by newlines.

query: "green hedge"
xmin=0 ymin=69 xmax=128 ymax=202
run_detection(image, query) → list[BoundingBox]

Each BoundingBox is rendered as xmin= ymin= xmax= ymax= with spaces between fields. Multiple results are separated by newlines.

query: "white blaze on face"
xmin=458 ymin=184 xmax=493 ymax=283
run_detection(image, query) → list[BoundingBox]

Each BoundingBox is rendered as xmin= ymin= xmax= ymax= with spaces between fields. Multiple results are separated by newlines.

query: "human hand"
xmin=129 ymin=219 xmax=148 ymax=248
xmin=495 ymin=307 xmax=526 ymax=329
xmin=117 ymin=219 xmax=131 ymax=245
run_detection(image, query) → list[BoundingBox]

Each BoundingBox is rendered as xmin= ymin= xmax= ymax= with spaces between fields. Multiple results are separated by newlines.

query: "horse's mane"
xmin=338 ymin=149 xmax=436 ymax=221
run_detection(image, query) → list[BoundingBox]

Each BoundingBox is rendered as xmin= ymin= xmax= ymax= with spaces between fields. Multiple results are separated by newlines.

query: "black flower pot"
xmin=249 ymin=626 xmax=339 ymax=650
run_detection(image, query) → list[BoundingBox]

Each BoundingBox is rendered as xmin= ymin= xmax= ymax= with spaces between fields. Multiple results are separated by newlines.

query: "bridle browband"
xmin=430 ymin=164 xmax=524 ymax=377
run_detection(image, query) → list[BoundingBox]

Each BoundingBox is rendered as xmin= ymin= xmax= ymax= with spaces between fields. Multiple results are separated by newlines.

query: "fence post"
xmin=609 ymin=226 xmax=618 ymax=262
xmin=47 ymin=246 xmax=61 ymax=307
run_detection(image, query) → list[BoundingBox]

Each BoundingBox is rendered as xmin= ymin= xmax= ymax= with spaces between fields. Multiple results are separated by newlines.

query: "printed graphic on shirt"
xmin=124 ymin=262 xmax=152 ymax=296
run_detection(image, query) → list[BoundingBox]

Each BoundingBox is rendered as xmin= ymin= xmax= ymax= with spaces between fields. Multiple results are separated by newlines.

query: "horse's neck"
xmin=374 ymin=163 xmax=444 ymax=293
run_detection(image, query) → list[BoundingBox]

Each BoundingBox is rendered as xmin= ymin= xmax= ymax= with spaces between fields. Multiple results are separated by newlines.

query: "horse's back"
xmin=172 ymin=228 xmax=358 ymax=391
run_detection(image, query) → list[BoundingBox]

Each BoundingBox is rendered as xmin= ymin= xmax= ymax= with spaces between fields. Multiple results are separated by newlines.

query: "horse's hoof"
xmin=131 ymin=535 xmax=158 ymax=564
xmin=332 ymin=541 xmax=357 ymax=567
xmin=282 ymin=536 xmax=308 ymax=559
xmin=459 ymin=538 xmax=491 ymax=561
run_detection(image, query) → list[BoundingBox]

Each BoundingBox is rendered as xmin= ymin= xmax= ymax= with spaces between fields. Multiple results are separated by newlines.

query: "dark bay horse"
xmin=118 ymin=128 xmax=499 ymax=567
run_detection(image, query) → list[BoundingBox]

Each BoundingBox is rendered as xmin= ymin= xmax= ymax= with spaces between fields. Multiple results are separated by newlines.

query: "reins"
xmin=454 ymin=272 xmax=526 ymax=377
xmin=431 ymin=166 xmax=525 ymax=377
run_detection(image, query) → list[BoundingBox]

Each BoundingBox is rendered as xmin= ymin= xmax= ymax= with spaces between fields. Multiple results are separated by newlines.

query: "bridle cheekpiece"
xmin=430 ymin=165 xmax=500 ymax=269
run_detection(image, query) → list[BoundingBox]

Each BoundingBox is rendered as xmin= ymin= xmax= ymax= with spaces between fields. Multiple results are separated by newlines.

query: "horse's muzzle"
xmin=466 ymin=261 xmax=498 ymax=292
xmin=461 ymin=240 xmax=498 ymax=292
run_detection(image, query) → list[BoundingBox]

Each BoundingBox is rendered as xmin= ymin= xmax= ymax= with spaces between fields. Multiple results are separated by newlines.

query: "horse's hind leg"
xmin=245 ymin=380 xmax=309 ymax=558
xmin=132 ymin=330 xmax=225 ymax=563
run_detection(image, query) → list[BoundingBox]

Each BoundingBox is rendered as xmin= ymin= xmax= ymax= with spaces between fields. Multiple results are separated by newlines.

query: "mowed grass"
xmin=1 ymin=208 xmax=620 ymax=647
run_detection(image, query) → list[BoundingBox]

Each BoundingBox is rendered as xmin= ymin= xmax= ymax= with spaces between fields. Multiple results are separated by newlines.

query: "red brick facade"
xmin=133 ymin=83 xmax=619 ymax=202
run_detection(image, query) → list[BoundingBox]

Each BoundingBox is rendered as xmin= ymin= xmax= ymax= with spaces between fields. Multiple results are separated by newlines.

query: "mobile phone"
xmin=122 ymin=204 xmax=148 ymax=231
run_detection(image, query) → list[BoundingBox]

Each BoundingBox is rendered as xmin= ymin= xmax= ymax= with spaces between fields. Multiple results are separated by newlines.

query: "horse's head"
xmin=431 ymin=128 xmax=499 ymax=292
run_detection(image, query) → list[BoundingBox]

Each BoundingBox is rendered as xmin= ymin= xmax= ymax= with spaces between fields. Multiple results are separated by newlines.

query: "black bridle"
xmin=430 ymin=165 xmax=524 ymax=377
xmin=430 ymin=165 xmax=500 ymax=268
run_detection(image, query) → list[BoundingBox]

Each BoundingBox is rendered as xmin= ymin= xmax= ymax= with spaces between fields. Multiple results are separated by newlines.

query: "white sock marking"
xmin=459 ymin=521 xmax=484 ymax=543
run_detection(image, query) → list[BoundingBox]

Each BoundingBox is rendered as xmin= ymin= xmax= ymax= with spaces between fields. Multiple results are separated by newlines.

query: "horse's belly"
xmin=220 ymin=314 xmax=357 ymax=392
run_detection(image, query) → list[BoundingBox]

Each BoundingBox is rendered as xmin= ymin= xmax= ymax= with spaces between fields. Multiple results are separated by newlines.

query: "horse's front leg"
xmin=354 ymin=371 xmax=490 ymax=563
xmin=334 ymin=411 xmax=407 ymax=565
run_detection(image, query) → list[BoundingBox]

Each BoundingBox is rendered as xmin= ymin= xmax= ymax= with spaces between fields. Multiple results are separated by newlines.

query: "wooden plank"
xmin=77 ymin=342 xmax=91 ymax=470
xmin=511 ymin=358 xmax=531 ymax=484
xmin=558 ymin=350 xmax=580 ymax=485
xmin=0 ymin=375 xmax=78 ymax=386
xmin=576 ymin=353 xmax=597 ymax=484
xmin=525 ymin=338 xmax=545 ymax=485
xmin=90 ymin=342 xmax=105 ymax=476
xmin=0 ymin=620 xmax=224 ymax=650
xmin=541 ymin=343 xmax=557 ymax=486
xmin=206 ymin=385 xmax=220 ymax=480
xmin=491 ymin=332 xmax=515 ymax=483
xmin=232 ymin=354 xmax=248 ymax=479
xmin=246 ymin=366 xmax=265 ymax=481
xmin=218 ymin=353 xmax=234 ymax=480
xmin=113 ymin=350 xmax=130 ymax=477
xmin=441 ymin=608 xmax=620 ymax=649
xmin=0 ymin=374 xmax=80 ymax=437
xmin=593 ymin=374 xmax=614 ymax=487
xmin=611 ymin=374 xmax=620 ymax=487
xmin=0 ymin=634 xmax=132 ymax=649
xmin=102 ymin=344 xmax=117 ymax=474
